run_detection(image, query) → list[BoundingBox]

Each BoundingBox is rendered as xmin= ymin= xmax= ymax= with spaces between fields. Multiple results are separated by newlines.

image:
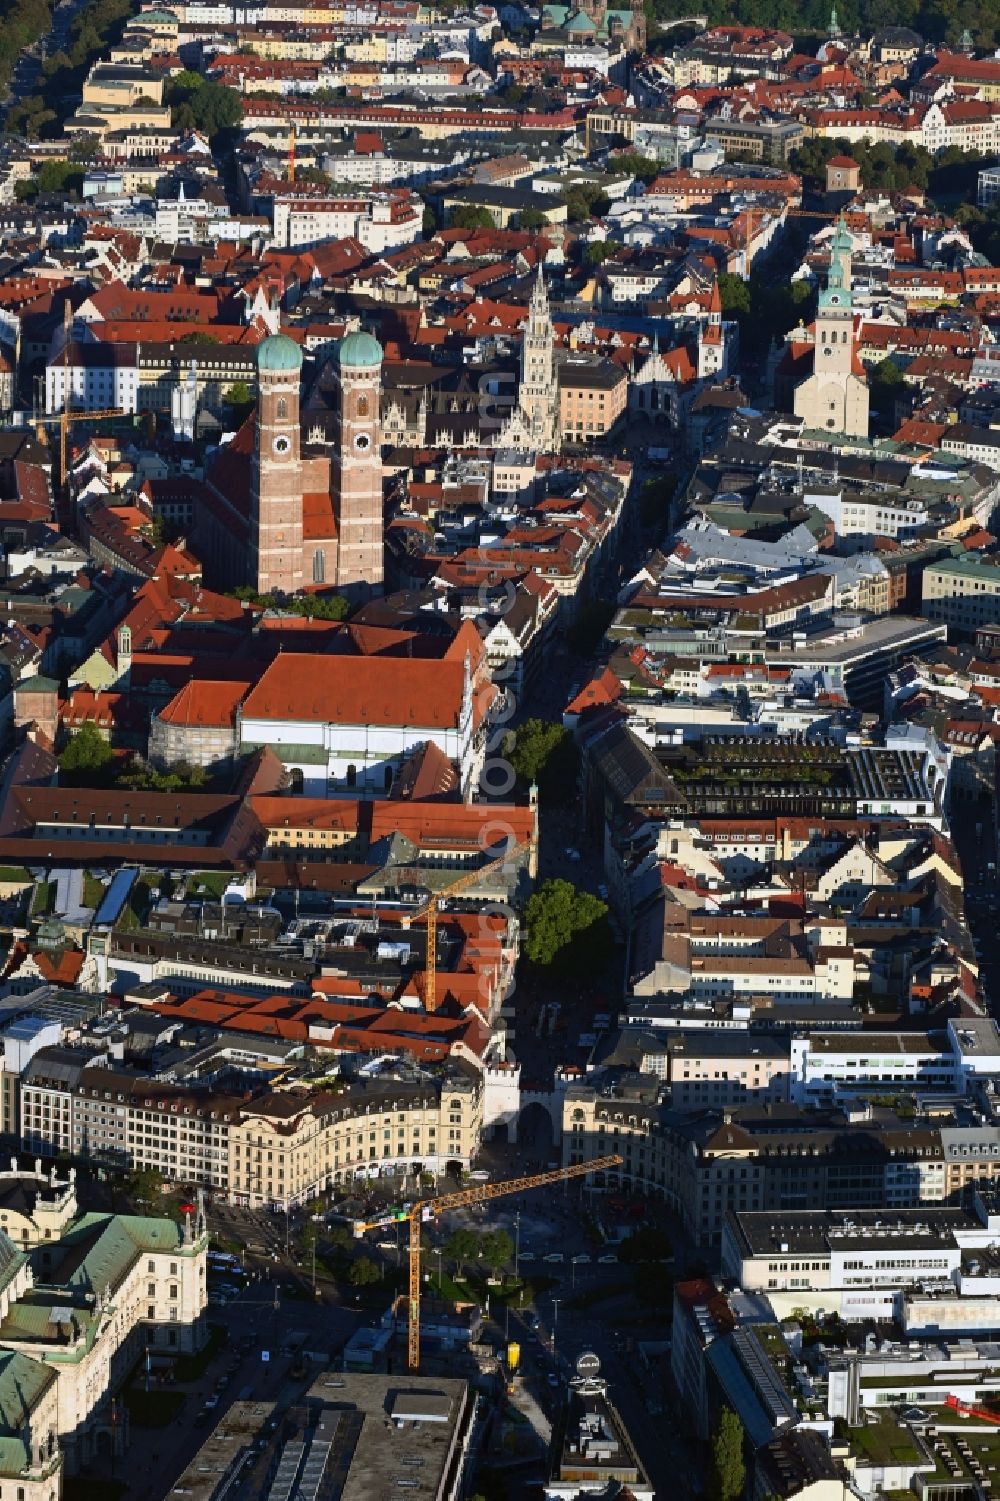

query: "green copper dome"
xmin=257 ymin=334 xmax=303 ymax=373
xmin=337 ymin=330 xmax=383 ymax=368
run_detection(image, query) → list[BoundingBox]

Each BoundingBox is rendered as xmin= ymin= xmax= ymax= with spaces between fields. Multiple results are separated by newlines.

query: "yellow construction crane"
xmin=43 ymin=305 xmax=124 ymax=502
xmin=402 ymin=838 xmax=530 ymax=1014
xmin=354 ymin=1154 xmax=624 ymax=1370
xmin=37 ymin=405 xmax=127 ymax=491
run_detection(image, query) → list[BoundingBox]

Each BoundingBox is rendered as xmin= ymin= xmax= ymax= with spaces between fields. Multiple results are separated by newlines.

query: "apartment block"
xmin=561 ymin=1074 xmax=1000 ymax=1247
xmin=228 ymin=1073 xmax=483 ymax=1209
xmin=20 ymin=1052 xmax=483 ymax=1210
xmin=922 ymin=554 xmax=1000 ymax=635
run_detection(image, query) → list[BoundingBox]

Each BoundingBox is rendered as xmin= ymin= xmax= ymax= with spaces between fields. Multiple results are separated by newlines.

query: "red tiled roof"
xmin=241 ymin=654 xmax=468 ymax=728
xmin=565 ymin=667 xmax=622 ymax=716
xmin=157 ymin=679 xmax=250 ymax=728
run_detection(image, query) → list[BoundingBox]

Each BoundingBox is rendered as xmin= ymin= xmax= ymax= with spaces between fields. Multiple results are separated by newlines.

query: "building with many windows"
xmin=922 ymin=553 xmax=1000 ymax=635
xmin=20 ymin=1053 xmax=484 ymax=1210
xmin=0 ymin=1203 xmax=206 ymax=1496
xmin=561 ymin=1073 xmax=1000 ymax=1247
xmin=228 ymin=1072 xmax=483 ymax=1208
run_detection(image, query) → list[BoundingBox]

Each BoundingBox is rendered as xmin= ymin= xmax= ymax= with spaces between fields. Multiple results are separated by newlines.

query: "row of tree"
xmin=8 ymin=0 xmax=134 ymax=140
xmin=791 ymin=138 xmax=993 ymax=199
xmin=229 ymin=586 xmax=352 ymax=619
xmin=719 ymin=271 xmax=813 ymax=361
xmin=647 ymin=0 xmax=998 ymax=49
xmin=0 ymin=0 xmax=51 ymax=108
xmin=441 ymin=1227 xmax=515 ymax=1277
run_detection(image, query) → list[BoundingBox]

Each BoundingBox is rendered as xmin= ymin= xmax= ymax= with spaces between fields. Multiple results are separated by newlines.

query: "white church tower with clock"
xmin=793 ymin=217 xmax=869 ymax=439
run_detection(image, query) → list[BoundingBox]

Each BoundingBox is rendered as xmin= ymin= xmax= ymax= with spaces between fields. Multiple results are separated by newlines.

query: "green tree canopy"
xmin=523 ymin=878 xmax=611 ymax=976
xmin=480 ymin=1229 xmax=514 ymax=1275
xmin=869 ymin=356 xmax=905 ymax=418
xmin=562 ymin=182 xmax=611 ymax=223
xmin=584 ymin=240 xmax=621 ymax=267
xmin=294 ymin=166 xmax=333 ymax=190
xmin=709 ymin=1408 xmax=745 ymax=1501
xmin=518 ymin=207 xmax=547 ymax=229
xmin=59 ymin=721 xmax=114 ymax=785
xmin=956 ymin=200 xmax=1000 ymax=265
xmin=8 ymin=101 xmax=58 ymax=139
xmin=67 ymin=132 xmax=101 ymax=162
xmin=285 ymin=594 xmax=351 ymax=621
xmin=717 ymin=273 xmax=811 ymax=360
xmin=618 ymin=1227 xmax=672 ymax=1263
xmin=718 ymin=272 xmax=751 ymax=318
xmin=644 ymin=0 xmax=998 ymax=51
xmin=223 ymin=380 xmax=252 ymax=408
xmin=116 ymin=758 xmax=208 ymax=793
xmin=231 ymin=586 xmax=276 ymax=606
xmin=125 ymin=1167 xmax=164 ymax=1206
xmin=15 ymin=159 xmax=85 ymax=201
xmin=349 ymin=1256 xmax=380 ymax=1287
xmin=790 ymin=136 xmax=990 ymax=197
xmin=166 ymin=74 xmax=242 ymax=138
xmin=7 ymin=0 xmax=133 ymax=139
xmin=442 ymin=1228 xmax=479 ymax=1276
xmin=449 ymin=205 xmax=495 ymax=231
xmin=872 ymin=355 xmax=904 ymax=386
xmin=609 ymin=152 xmax=660 ymax=183
xmin=504 ymin=718 xmax=578 ymax=802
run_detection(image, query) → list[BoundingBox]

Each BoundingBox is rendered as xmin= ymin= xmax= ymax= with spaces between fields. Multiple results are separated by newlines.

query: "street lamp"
xmin=514 ymin=1210 xmax=520 ymax=1279
xmin=551 ymin=1298 xmax=561 ymax=1354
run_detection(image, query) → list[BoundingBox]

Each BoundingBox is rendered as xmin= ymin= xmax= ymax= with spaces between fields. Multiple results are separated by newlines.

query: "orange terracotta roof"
xmin=240 ymin=654 xmax=468 ymax=728
xmin=368 ymin=802 xmax=534 ymax=848
xmin=157 ymin=679 xmax=249 ymax=728
xmin=565 ymin=667 xmax=622 ymax=716
xmin=251 ymin=796 xmax=360 ymax=832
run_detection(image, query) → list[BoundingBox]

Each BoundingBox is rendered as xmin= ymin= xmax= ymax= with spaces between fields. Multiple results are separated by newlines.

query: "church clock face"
xmin=354 ymin=432 xmax=372 ymax=452
xmin=272 ymin=434 xmax=291 ymax=456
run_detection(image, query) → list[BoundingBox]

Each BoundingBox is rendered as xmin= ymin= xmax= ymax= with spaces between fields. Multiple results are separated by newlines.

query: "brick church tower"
xmin=250 ymin=333 xmax=304 ymax=595
xmin=332 ymin=330 xmax=384 ymax=591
